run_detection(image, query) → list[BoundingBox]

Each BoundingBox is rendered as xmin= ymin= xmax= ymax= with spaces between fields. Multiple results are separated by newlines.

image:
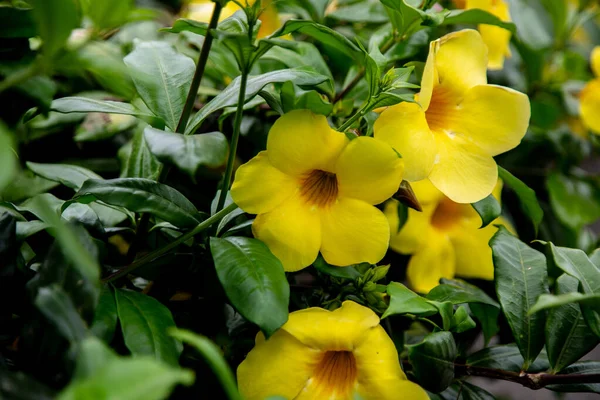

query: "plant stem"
xmin=338 ymin=101 xmax=371 ymax=132
xmin=104 ymin=202 xmax=238 ymax=283
xmin=215 ymin=69 xmax=249 ymax=211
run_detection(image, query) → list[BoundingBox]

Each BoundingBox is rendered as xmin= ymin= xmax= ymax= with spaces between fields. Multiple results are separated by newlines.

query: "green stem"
xmin=104 ymin=202 xmax=238 ymax=283
xmin=338 ymin=101 xmax=371 ymax=132
xmin=216 ymin=69 xmax=249 ymax=211
xmin=0 ymin=63 xmax=39 ymax=94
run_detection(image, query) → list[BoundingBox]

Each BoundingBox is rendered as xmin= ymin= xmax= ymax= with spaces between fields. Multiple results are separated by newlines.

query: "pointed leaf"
xmin=26 ymin=162 xmax=102 ymax=190
xmin=49 ymin=97 xmax=156 ymax=119
xmin=408 ymin=331 xmax=457 ymax=393
xmin=471 ymin=194 xmax=501 ymax=228
xmin=498 ymin=166 xmax=543 ymax=234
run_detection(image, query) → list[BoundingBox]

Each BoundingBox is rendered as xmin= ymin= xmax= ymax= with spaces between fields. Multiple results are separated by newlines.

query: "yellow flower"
xmin=384 ymin=179 xmax=511 ymax=293
xmin=231 ymin=110 xmax=404 ymax=271
xmin=184 ymin=0 xmax=281 ymax=38
xmin=237 ymin=301 xmax=429 ymax=400
xmin=580 ymin=46 xmax=600 ymax=135
xmin=374 ymin=29 xmax=530 ymax=204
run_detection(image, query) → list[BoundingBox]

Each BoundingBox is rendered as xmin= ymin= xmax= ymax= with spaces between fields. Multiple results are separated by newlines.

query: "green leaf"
xmin=58 ymin=356 xmax=193 ymax=400
xmin=471 ymin=194 xmax=501 ymax=228
xmin=80 ymin=0 xmax=133 ymax=29
xmin=466 ymin=344 xmax=550 ymax=372
xmin=280 ymin=81 xmax=333 ymax=116
xmin=162 ymin=18 xmax=209 ymax=36
xmin=451 ymin=305 xmax=477 ymax=333
xmin=170 ymin=329 xmax=242 ymax=400
xmin=269 ymin=20 xmax=362 ymax=62
xmin=210 ymin=236 xmax=289 ymax=337
xmin=470 ymin=303 xmax=500 ymax=345
xmin=382 ymin=282 xmax=438 ymax=319
xmin=26 ymin=162 xmax=102 ymax=191
xmin=34 ymin=285 xmax=88 ymax=344
xmin=49 ymin=97 xmax=157 ymax=119
xmin=313 ymin=255 xmax=361 ymax=280
xmin=0 ymin=122 xmax=18 ymax=195
xmin=261 ymin=42 xmax=332 ymax=81
xmin=0 ymin=7 xmax=37 ymax=38
xmin=426 ymin=278 xmax=500 ymax=308
xmin=30 ymin=0 xmax=79 ymax=57
xmin=72 ymin=337 xmax=118 ymax=380
xmin=124 ymin=41 xmax=195 ymax=130
xmin=114 ymin=288 xmax=183 ymax=366
xmin=529 ymin=292 xmax=600 ymax=314
xmin=408 ymin=331 xmax=456 ymax=393
xmin=498 ymin=166 xmax=543 ymax=234
xmin=508 ymin=0 xmax=553 ymax=50
xmin=186 ymin=68 xmax=330 ymax=134
xmin=124 ymin=127 xmax=163 ymax=180
xmin=91 ymin=286 xmax=118 ymax=344
xmin=440 ymin=382 xmax=496 ymax=400
xmin=0 ymin=371 xmax=55 ymax=400
xmin=364 ymin=52 xmax=381 ymax=99
xmin=442 ymin=9 xmax=516 ymax=33
xmin=547 ymin=172 xmax=600 ymax=231
xmin=490 ymin=226 xmax=548 ymax=369
xmin=547 ymin=361 xmax=600 ymax=393
xmin=16 ymin=220 xmax=48 ymax=240
xmin=77 ymin=178 xmax=200 ymax=228
xmin=544 ymin=274 xmax=599 ymax=373
xmin=144 ymin=127 xmax=229 ymax=179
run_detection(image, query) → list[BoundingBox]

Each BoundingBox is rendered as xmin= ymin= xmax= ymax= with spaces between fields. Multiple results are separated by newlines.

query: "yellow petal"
xmin=231 ymin=151 xmax=298 ymax=214
xmin=283 ymin=301 xmax=380 ymax=351
xmin=385 ymin=200 xmax=434 ymax=255
xmin=335 ymin=137 xmax=403 ymax=205
xmin=267 ymin=109 xmax=348 ymax=176
xmin=186 ymin=0 xmax=239 ymax=21
xmin=237 ymin=329 xmax=321 ymax=400
xmin=419 ymin=40 xmax=438 ymax=110
xmin=320 ymin=198 xmax=389 ymax=266
xmin=257 ymin=0 xmax=281 ymax=38
xmin=374 ymin=102 xmax=437 ymax=182
xmin=407 ymin=230 xmax=455 ymax=293
xmin=429 ymin=134 xmax=499 ymax=204
xmin=450 ymin=222 xmax=498 ymax=280
xmin=359 ymin=379 xmax=429 ymax=400
xmin=411 ymin=179 xmax=446 ymax=205
xmin=591 ymin=46 xmax=600 ymax=78
xmin=480 ymin=24 xmax=512 ymax=70
xmin=456 ymin=84 xmax=530 ymax=156
xmin=253 ymin=194 xmax=321 ymax=271
xmin=433 ymin=29 xmax=488 ymax=96
xmin=580 ymin=79 xmax=600 ymax=135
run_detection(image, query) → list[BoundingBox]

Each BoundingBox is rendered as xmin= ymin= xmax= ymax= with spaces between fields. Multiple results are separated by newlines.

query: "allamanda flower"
xmin=384 ymin=179 xmax=511 ymax=293
xmin=374 ymin=29 xmax=530 ymax=204
xmin=453 ymin=0 xmax=512 ymax=70
xmin=580 ymin=46 xmax=600 ymax=135
xmin=237 ymin=301 xmax=428 ymax=400
xmin=231 ymin=109 xmax=404 ymax=272
xmin=185 ymin=0 xmax=281 ymax=38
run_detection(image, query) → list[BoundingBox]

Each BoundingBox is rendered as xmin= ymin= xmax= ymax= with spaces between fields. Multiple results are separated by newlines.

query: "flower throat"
xmin=300 ymin=169 xmax=338 ymax=207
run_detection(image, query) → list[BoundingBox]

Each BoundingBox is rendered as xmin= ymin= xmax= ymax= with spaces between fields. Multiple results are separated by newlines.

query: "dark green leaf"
xmin=428 ymin=300 xmax=454 ymax=331
xmin=280 ymin=81 xmax=333 ymax=116
xmin=49 ymin=97 xmax=156 ymax=119
xmin=77 ymin=178 xmax=200 ymax=228
xmin=34 ymin=285 xmax=88 ymax=344
xmin=498 ymin=166 xmax=543 ymax=234
xmin=451 ymin=306 xmax=477 ymax=333
xmin=442 ymin=9 xmax=516 ymax=33
xmin=0 ymin=122 xmax=18 ymax=194
xmin=364 ymin=52 xmax=381 ymax=98
xmin=124 ymin=127 xmax=163 ymax=179
xmin=124 ymin=41 xmax=195 ymax=130
xmin=544 ymin=274 xmax=599 ymax=373
xmin=547 ymin=172 xmax=600 ymax=231
xmin=81 ymin=0 xmax=133 ymax=29
xmin=491 ymin=226 xmax=548 ymax=369
xmin=470 ymin=303 xmax=500 ymax=345
xmin=30 ymin=0 xmax=79 ymax=57
xmin=426 ymin=278 xmax=499 ymax=308
xmin=26 ymin=162 xmax=102 ymax=191
xmin=466 ymin=344 xmax=549 ymax=372
xmin=162 ymin=18 xmax=208 ymax=36
xmin=0 ymin=7 xmax=37 ymax=38
xmin=261 ymin=42 xmax=332 ymax=81
xmin=210 ymin=236 xmax=289 ymax=337
xmin=382 ymin=282 xmax=438 ymax=319
xmin=328 ymin=0 xmax=388 ymax=22
xmin=114 ymin=288 xmax=183 ymax=366
xmin=529 ymin=292 xmax=600 ymax=314
xmin=144 ymin=127 xmax=229 ymax=178
xmin=408 ymin=331 xmax=456 ymax=393
xmin=0 ymin=170 xmax=59 ymax=202
xmin=471 ymin=194 xmax=501 ymax=228
xmin=72 ymin=337 xmax=118 ymax=380
xmin=440 ymin=382 xmax=496 ymax=400
xmin=186 ymin=68 xmax=331 ymax=134
xmin=91 ymin=286 xmax=118 ymax=344
xmin=313 ymin=255 xmax=361 ymax=280
xmin=547 ymin=361 xmax=600 ymax=393
xmin=16 ymin=220 xmax=48 ymax=241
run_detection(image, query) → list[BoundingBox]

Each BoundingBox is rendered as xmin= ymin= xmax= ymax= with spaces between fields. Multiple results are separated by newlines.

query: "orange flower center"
xmin=312 ymin=351 xmax=357 ymax=397
xmin=431 ymin=197 xmax=467 ymax=231
xmin=425 ymin=86 xmax=458 ymax=134
xmin=300 ymin=169 xmax=338 ymax=207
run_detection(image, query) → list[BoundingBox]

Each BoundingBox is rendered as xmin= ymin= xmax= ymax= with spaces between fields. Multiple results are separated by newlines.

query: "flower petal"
xmin=591 ymin=46 xmax=600 ymax=78
xmin=374 ymin=102 xmax=437 ymax=182
xmin=359 ymin=379 xmax=429 ymax=400
xmin=580 ymin=79 xmax=600 ymax=135
xmin=231 ymin=151 xmax=298 ymax=214
xmin=407 ymin=230 xmax=455 ymax=293
xmin=237 ymin=329 xmax=320 ymax=400
xmin=385 ymin=200 xmax=433 ymax=255
xmin=267 ymin=109 xmax=348 ymax=176
xmin=320 ymin=198 xmax=389 ymax=266
xmin=455 ymin=84 xmax=530 ymax=156
xmin=252 ymin=194 xmax=321 ymax=272
xmin=283 ymin=301 xmax=380 ymax=351
xmin=434 ymin=29 xmax=488 ymax=96
xmin=450 ymin=222 xmax=499 ymax=281
xmin=335 ymin=137 xmax=403 ymax=204
xmin=480 ymin=24 xmax=512 ymax=70
xmin=419 ymin=41 xmax=438 ymax=110
xmin=429 ymin=134 xmax=499 ymax=204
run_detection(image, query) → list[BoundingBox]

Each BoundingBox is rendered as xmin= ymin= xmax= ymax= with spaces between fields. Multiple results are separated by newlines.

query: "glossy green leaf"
xmin=261 ymin=42 xmax=332 ymax=81
xmin=26 ymin=162 xmax=102 ymax=191
xmin=451 ymin=305 xmax=477 ymax=333
xmin=364 ymin=52 xmax=381 ymax=99
xmin=16 ymin=220 xmax=48 ymax=240
xmin=471 ymin=194 xmax=501 ymax=228
xmin=144 ymin=127 xmax=229 ymax=178
xmin=491 ymin=226 xmax=548 ymax=369
xmin=547 ymin=172 xmax=600 ymax=230
xmin=280 ymin=81 xmax=333 ymax=116
xmin=470 ymin=303 xmax=500 ymax=345
xmin=382 ymin=282 xmax=438 ymax=319
xmin=34 ymin=285 xmax=88 ymax=344
xmin=440 ymin=382 xmax=495 ymax=400
xmin=466 ymin=344 xmax=550 ymax=372
xmin=77 ymin=178 xmax=200 ymax=228
xmin=30 ymin=0 xmax=79 ymax=57
xmin=498 ymin=166 xmax=543 ymax=234
xmin=49 ymin=97 xmax=156 ymax=119
xmin=0 ymin=124 xmax=17 ymax=196
xmin=186 ymin=68 xmax=331 ymax=134
xmin=124 ymin=127 xmax=163 ymax=180
xmin=162 ymin=18 xmax=209 ymax=36
xmin=210 ymin=236 xmax=289 ymax=337
xmin=170 ymin=329 xmax=242 ymax=400
xmin=544 ymin=274 xmax=599 ymax=372
xmin=91 ymin=286 xmax=118 ymax=344
xmin=426 ymin=278 xmax=499 ymax=308
xmin=313 ymin=255 xmax=360 ymax=280
xmin=442 ymin=9 xmax=516 ymax=33
xmin=408 ymin=331 xmax=456 ymax=393
xmin=547 ymin=361 xmax=600 ymax=393
xmin=529 ymin=292 xmax=600 ymax=314
xmin=114 ymin=288 xmax=183 ymax=366
xmin=124 ymin=41 xmax=195 ymax=130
